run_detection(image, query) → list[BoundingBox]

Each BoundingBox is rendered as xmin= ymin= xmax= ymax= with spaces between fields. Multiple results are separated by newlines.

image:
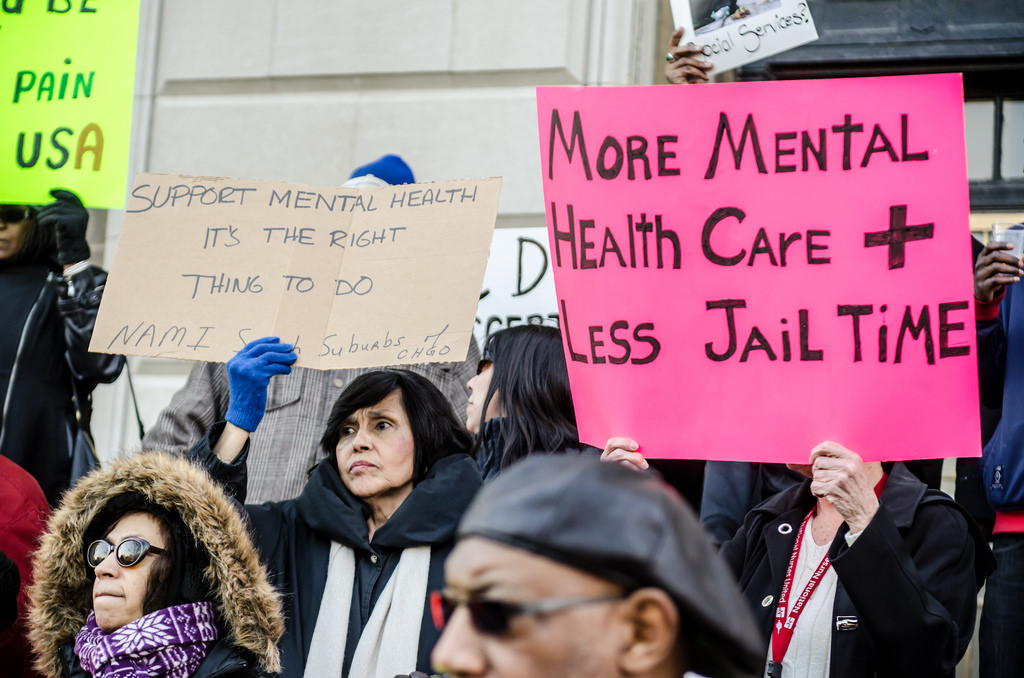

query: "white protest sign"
xmin=670 ymin=0 xmax=818 ymax=75
xmin=474 ymin=227 xmax=559 ymax=348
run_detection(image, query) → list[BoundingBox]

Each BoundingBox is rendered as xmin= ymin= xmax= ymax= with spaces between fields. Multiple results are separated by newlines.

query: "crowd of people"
xmin=0 ymin=28 xmax=1017 ymax=678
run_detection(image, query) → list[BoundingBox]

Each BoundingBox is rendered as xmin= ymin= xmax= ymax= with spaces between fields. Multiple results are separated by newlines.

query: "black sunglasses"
xmin=87 ymin=537 xmax=166 ymax=568
xmin=0 ymin=206 xmax=32 ymax=225
xmin=430 ymin=589 xmax=623 ymax=635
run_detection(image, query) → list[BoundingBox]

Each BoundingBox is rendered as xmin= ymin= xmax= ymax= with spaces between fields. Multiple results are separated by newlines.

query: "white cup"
xmin=991 ymin=222 xmax=1024 ymax=260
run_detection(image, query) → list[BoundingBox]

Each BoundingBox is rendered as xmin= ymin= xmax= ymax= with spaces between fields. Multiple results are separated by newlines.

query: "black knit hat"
xmin=82 ymin=492 xmax=211 ymax=607
xmin=457 ymin=455 xmax=764 ymax=678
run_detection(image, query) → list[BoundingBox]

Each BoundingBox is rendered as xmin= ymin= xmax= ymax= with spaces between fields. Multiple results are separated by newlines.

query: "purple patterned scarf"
xmin=74 ymin=602 xmax=220 ymax=678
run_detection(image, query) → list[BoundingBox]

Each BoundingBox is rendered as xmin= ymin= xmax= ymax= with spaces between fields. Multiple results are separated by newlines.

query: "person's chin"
xmin=92 ymin=604 xmax=126 ymax=632
xmin=350 ymin=474 xmax=379 ymax=487
xmin=349 ymin=478 xmax=387 ymax=499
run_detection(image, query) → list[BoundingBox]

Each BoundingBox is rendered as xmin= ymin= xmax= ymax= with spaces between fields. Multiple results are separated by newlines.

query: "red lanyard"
xmin=770 ymin=511 xmax=831 ymax=669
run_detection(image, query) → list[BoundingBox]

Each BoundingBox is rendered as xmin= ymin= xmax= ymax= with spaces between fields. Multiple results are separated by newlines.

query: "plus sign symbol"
xmin=863 ymin=205 xmax=934 ymax=270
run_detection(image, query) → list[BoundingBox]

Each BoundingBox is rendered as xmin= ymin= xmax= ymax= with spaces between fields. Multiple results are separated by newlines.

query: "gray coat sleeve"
xmin=143 ymin=361 xmax=231 ymax=454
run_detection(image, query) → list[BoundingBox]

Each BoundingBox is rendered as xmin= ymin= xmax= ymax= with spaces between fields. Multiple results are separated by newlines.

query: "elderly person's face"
xmin=335 ymin=389 xmax=416 ymax=508
xmin=0 ymin=205 xmax=32 ymax=261
xmin=431 ymin=537 xmax=627 ymax=678
xmin=90 ymin=512 xmax=167 ymax=632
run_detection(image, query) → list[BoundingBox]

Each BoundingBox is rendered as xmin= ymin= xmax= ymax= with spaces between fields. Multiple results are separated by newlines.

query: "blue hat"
xmin=347 ymin=154 xmax=414 ymax=186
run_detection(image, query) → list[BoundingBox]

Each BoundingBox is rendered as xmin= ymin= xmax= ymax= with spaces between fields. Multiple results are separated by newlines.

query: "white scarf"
xmin=303 ymin=542 xmax=431 ymax=678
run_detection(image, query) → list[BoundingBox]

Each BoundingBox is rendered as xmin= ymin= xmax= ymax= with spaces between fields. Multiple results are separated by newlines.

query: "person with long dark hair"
xmin=466 ymin=325 xmax=594 ymax=479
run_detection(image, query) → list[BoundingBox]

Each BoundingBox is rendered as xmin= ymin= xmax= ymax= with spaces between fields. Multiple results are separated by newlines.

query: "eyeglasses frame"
xmin=86 ymin=537 xmax=166 ymax=569
xmin=430 ymin=589 xmax=624 ymax=635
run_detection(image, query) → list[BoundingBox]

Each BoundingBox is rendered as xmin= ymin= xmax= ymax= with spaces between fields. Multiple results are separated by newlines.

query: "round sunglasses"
xmin=430 ymin=589 xmax=623 ymax=636
xmin=86 ymin=537 xmax=166 ymax=568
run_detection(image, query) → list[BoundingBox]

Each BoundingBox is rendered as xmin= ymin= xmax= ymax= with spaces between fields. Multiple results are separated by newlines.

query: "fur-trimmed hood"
xmin=27 ymin=452 xmax=283 ymax=676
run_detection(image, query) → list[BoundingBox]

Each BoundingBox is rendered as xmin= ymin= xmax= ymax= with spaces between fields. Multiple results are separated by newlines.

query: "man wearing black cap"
xmin=429 ymin=455 xmax=763 ymax=678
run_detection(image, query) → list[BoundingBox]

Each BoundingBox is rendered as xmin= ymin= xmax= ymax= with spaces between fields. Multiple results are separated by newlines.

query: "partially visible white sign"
xmin=670 ymin=0 xmax=818 ymax=75
xmin=474 ymin=227 xmax=559 ymax=349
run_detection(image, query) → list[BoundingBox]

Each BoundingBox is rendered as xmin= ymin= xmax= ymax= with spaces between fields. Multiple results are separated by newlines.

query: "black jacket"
xmin=0 ymin=264 xmax=123 ymax=505
xmin=700 ymin=462 xmax=808 ymax=545
xmin=0 ymin=548 xmax=17 ymax=632
xmin=475 ymin=416 xmax=599 ymax=481
xmin=721 ymin=463 xmax=993 ymax=678
xmin=191 ymin=423 xmax=483 ymax=676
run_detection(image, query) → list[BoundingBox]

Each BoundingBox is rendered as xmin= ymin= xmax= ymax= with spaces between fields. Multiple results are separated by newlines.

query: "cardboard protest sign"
xmin=475 ymin=227 xmax=559 ymax=347
xmin=1 ymin=2 xmax=140 ymax=209
xmin=91 ymin=173 xmax=501 ymax=368
xmin=537 ymin=74 xmax=978 ymax=464
xmin=669 ymin=0 xmax=817 ymax=75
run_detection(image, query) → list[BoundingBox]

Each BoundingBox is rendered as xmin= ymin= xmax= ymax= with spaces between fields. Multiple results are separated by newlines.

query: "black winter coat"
xmin=192 ymin=423 xmax=483 ymax=676
xmin=474 ymin=416 xmax=599 ymax=481
xmin=721 ymin=463 xmax=993 ymax=678
xmin=0 ymin=263 xmax=123 ymax=505
xmin=0 ymin=548 xmax=17 ymax=632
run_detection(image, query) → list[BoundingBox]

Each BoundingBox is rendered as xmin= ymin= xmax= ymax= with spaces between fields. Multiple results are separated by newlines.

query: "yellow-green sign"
xmin=1 ymin=1 xmax=140 ymax=209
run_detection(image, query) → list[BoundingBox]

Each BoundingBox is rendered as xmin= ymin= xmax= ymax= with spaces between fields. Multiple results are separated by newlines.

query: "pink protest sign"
xmin=537 ymin=73 xmax=978 ymax=464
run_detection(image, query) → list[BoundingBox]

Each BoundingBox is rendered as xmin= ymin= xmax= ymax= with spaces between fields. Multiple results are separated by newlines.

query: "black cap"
xmin=457 ymin=455 xmax=763 ymax=677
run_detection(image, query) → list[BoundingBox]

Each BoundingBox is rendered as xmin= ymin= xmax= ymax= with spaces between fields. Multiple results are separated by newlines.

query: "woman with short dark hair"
xmin=321 ymin=368 xmax=474 ymax=485
xmin=187 ymin=338 xmax=482 ymax=677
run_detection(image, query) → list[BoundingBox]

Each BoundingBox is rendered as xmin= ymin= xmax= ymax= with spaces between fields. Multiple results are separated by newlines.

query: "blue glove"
xmin=225 ymin=337 xmax=298 ymax=432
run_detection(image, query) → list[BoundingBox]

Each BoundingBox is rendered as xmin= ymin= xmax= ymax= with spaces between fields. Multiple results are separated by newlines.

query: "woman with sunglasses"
xmin=187 ymin=337 xmax=482 ymax=677
xmin=0 ymin=191 xmax=124 ymax=506
xmin=26 ymin=452 xmax=283 ymax=678
xmin=466 ymin=325 xmax=594 ymax=480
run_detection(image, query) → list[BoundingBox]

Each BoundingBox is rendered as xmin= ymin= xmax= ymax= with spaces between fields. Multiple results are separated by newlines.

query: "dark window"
xmin=729 ymin=0 xmax=1024 ymax=211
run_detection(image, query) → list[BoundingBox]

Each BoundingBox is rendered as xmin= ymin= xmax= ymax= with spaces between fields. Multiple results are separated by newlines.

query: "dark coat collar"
xmin=475 ymin=418 xmax=504 ymax=480
xmin=296 ymin=454 xmax=482 ymax=550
